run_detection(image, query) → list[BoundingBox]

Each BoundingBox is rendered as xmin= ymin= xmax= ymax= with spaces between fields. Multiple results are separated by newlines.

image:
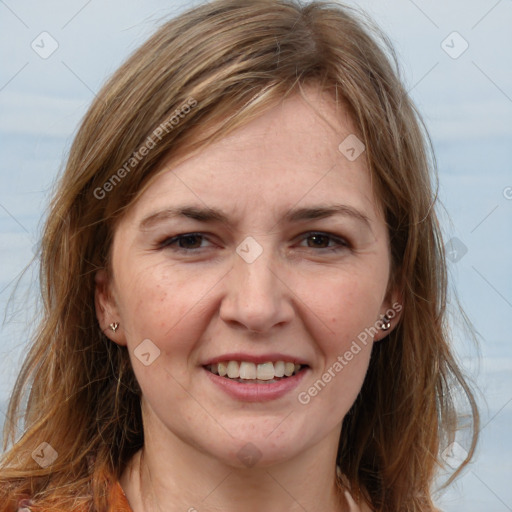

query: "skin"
xmin=95 ymin=85 xmax=400 ymax=512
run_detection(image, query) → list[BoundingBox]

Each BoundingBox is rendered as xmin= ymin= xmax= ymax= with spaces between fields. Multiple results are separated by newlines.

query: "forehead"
xmin=121 ymin=88 xmax=383 ymax=227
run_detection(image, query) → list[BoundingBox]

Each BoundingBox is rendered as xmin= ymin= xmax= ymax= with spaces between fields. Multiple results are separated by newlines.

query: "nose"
xmin=219 ymin=245 xmax=294 ymax=334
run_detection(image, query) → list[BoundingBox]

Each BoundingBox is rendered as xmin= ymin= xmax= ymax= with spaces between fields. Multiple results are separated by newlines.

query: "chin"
xmin=211 ymin=436 xmax=306 ymax=470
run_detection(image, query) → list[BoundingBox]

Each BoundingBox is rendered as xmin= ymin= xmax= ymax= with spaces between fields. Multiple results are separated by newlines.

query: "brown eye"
xmin=176 ymin=234 xmax=204 ymax=249
xmin=160 ymin=233 xmax=209 ymax=251
xmin=299 ymin=232 xmax=349 ymax=251
xmin=306 ymin=234 xmax=331 ymax=248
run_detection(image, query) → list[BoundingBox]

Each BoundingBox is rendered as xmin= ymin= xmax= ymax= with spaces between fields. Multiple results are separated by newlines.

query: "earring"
xmin=379 ymin=315 xmax=391 ymax=331
xmin=109 ymin=322 xmax=120 ymax=333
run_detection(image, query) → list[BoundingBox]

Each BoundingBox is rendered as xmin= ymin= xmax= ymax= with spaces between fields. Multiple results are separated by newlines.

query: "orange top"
xmin=109 ymin=482 xmax=133 ymax=511
xmin=16 ymin=480 xmax=371 ymax=511
xmin=14 ymin=482 xmax=131 ymax=512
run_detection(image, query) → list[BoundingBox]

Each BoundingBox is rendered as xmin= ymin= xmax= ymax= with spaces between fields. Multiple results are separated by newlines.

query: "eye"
xmin=298 ymin=232 xmax=349 ymax=251
xmin=157 ymin=231 xmax=350 ymax=254
xmin=159 ymin=233 xmax=211 ymax=251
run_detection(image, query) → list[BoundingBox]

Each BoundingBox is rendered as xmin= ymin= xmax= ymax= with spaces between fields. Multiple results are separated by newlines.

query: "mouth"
xmin=204 ymin=360 xmax=309 ymax=384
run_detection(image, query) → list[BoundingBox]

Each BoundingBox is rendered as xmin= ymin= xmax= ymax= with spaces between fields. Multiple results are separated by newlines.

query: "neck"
xmin=121 ymin=436 xmax=348 ymax=512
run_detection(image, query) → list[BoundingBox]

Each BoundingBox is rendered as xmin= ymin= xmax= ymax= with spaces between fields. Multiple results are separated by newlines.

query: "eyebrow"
xmin=139 ymin=204 xmax=372 ymax=231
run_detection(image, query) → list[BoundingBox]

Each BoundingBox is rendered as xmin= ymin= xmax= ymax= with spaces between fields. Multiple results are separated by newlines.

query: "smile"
xmin=205 ymin=360 xmax=307 ymax=383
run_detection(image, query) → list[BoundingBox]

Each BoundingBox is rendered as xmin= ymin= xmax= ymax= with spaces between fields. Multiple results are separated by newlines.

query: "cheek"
xmin=114 ymin=264 xmax=210 ymax=405
xmin=115 ymin=261 xmax=221 ymax=358
xmin=300 ymin=266 xmax=386 ymax=348
xmin=293 ymin=271 xmax=380 ymax=419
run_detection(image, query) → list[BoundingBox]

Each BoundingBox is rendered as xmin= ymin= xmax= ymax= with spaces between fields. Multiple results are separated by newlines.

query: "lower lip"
xmin=203 ymin=366 xmax=308 ymax=402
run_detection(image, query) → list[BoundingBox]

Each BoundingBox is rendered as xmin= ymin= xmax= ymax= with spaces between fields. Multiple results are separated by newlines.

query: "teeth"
xmin=227 ymin=361 xmax=239 ymax=378
xmin=239 ymin=362 xmax=256 ymax=379
xmin=284 ymin=362 xmax=295 ymax=377
xmin=217 ymin=361 xmax=228 ymax=377
xmin=256 ymin=362 xmax=275 ymax=380
xmin=274 ymin=361 xmax=285 ymax=377
xmin=206 ymin=360 xmax=305 ymax=381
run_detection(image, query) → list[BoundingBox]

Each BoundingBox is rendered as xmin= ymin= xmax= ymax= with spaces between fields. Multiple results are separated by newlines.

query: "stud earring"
xmin=109 ymin=322 xmax=120 ymax=333
xmin=379 ymin=315 xmax=391 ymax=331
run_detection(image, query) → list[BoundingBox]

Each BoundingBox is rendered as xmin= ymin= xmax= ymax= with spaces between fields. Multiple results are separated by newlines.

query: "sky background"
xmin=0 ymin=0 xmax=511 ymax=510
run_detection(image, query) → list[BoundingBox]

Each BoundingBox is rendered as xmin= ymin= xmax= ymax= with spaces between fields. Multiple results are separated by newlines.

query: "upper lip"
xmin=202 ymin=352 xmax=310 ymax=366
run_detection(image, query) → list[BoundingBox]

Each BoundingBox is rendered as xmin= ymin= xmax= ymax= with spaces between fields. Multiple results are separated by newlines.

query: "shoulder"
xmin=343 ymin=488 xmax=373 ymax=512
xmin=11 ymin=481 xmax=132 ymax=512
xmin=337 ymin=469 xmax=374 ymax=512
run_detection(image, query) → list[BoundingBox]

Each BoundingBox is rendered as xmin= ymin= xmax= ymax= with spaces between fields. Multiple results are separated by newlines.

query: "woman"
xmin=0 ymin=0 xmax=478 ymax=510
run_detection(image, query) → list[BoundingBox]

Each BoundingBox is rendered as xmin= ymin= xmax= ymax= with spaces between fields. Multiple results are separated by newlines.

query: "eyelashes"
xmin=300 ymin=232 xmax=350 ymax=250
xmin=160 ymin=233 xmax=206 ymax=250
xmin=158 ymin=231 xmax=351 ymax=254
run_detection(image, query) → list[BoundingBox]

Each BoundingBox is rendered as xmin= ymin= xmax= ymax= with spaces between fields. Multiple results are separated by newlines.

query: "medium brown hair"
xmin=0 ymin=1 xmax=478 ymax=510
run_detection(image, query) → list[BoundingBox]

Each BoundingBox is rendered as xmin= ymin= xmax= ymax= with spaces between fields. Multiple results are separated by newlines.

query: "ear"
xmin=95 ymin=269 xmax=126 ymax=346
xmin=373 ymin=287 xmax=403 ymax=342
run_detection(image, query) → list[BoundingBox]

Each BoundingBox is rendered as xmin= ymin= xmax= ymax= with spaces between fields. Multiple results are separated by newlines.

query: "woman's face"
xmin=96 ymin=86 xmax=397 ymax=469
